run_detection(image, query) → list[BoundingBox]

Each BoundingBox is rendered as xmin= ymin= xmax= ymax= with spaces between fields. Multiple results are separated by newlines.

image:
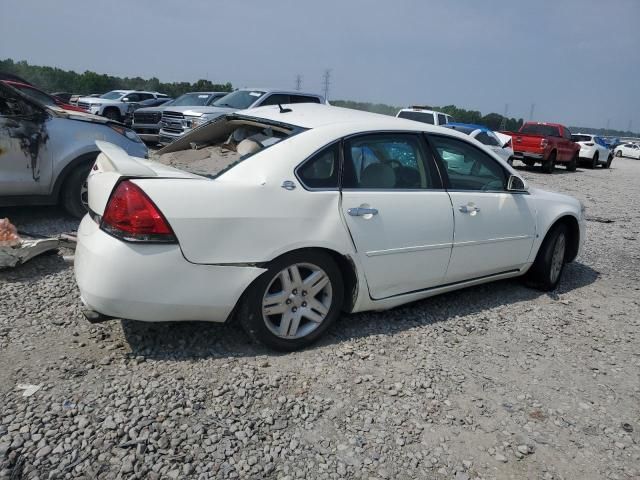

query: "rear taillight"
xmin=101 ymin=180 xmax=176 ymax=243
xmin=540 ymin=138 xmax=548 ymax=148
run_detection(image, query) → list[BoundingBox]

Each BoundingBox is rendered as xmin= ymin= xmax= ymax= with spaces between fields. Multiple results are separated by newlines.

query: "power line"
xmin=295 ymin=74 xmax=302 ymax=91
xmin=322 ymin=69 xmax=331 ymax=100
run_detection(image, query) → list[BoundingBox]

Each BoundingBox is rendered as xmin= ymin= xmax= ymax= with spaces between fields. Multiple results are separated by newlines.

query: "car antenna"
xmin=278 ymin=103 xmax=292 ymax=113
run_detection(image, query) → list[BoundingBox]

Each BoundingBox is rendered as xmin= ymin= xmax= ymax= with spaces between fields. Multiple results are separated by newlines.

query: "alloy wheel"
xmin=262 ymin=263 xmax=333 ymax=339
xmin=550 ymin=234 xmax=566 ymax=283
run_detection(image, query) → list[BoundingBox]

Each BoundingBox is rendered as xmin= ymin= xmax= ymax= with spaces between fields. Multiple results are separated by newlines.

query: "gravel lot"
xmin=1 ymin=158 xmax=639 ymax=480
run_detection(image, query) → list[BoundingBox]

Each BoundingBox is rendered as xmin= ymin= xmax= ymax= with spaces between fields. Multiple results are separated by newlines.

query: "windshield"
xmin=212 ymin=90 xmax=265 ymax=109
xmin=397 ymin=110 xmax=435 ymax=124
xmin=572 ymin=135 xmax=592 ymax=142
xmin=520 ymin=124 xmax=560 ymax=137
xmin=170 ymin=93 xmax=214 ymax=106
xmin=100 ymin=91 xmax=126 ymax=100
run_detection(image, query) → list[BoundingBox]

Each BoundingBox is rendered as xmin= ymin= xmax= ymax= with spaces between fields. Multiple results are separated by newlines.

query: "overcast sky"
xmin=1 ymin=0 xmax=638 ymax=130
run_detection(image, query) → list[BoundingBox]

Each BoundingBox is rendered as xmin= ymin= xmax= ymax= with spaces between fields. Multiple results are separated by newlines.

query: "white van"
xmin=396 ymin=106 xmax=453 ymax=126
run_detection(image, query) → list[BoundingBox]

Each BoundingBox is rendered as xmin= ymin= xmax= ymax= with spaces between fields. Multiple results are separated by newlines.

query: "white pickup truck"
xmin=76 ymin=90 xmax=169 ymax=122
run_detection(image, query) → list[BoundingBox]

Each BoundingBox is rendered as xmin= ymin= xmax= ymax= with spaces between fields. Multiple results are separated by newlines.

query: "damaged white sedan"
xmin=75 ymin=104 xmax=585 ymax=350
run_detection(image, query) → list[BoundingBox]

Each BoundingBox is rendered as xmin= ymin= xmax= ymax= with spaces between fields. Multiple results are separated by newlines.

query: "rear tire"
xmin=542 ymin=153 xmax=556 ymax=173
xmin=525 ymin=224 xmax=568 ymax=291
xmin=61 ymin=162 xmax=93 ymax=218
xmin=239 ymin=251 xmax=344 ymax=351
xmin=589 ymin=152 xmax=598 ymax=169
xmin=604 ymin=155 xmax=612 ymax=168
xmin=615 ymin=150 xmax=622 ymax=158
xmin=566 ymin=154 xmax=577 ymax=171
xmin=523 ymin=159 xmax=535 ymax=167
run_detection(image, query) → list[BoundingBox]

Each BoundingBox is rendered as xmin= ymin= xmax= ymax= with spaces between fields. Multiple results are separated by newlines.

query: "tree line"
xmin=2 ymin=58 xmax=636 ymax=137
xmin=0 ymin=58 xmax=232 ymax=98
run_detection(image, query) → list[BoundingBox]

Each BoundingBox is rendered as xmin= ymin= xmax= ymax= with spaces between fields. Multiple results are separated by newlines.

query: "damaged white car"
xmin=75 ymin=104 xmax=585 ymax=350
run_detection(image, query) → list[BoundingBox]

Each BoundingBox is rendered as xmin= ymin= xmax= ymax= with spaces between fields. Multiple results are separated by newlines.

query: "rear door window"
xmin=437 ymin=113 xmax=446 ymax=125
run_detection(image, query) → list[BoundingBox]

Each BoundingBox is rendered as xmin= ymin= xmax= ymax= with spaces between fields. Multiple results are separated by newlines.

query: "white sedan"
xmin=614 ymin=143 xmax=640 ymax=160
xmin=75 ymin=104 xmax=585 ymax=350
xmin=572 ymin=133 xmax=613 ymax=168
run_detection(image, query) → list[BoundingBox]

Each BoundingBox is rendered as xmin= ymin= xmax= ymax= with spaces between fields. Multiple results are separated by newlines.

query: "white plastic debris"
xmin=16 ymin=384 xmax=43 ymax=397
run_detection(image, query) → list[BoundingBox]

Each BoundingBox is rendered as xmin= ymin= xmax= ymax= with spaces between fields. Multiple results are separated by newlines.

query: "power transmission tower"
xmin=529 ymin=103 xmax=536 ymax=121
xmin=295 ymin=74 xmax=302 ymax=91
xmin=499 ymin=103 xmax=509 ymax=131
xmin=628 ymin=119 xmax=633 ymax=133
xmin=322 ymin=69 xmax=331 ymax=100
xmin=606 ymin=118 xmax=610 ymax=136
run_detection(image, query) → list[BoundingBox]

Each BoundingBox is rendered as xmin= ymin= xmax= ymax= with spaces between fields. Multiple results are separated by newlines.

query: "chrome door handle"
xmin=459 ymin=204 xmax=480 ymax=214
xmin=348 ymin=207 xmax=379 ymax=217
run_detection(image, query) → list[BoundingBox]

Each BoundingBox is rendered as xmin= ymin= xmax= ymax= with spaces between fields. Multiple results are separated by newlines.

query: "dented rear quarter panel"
xmin=135 ymin=127 xmax=358 ymax=265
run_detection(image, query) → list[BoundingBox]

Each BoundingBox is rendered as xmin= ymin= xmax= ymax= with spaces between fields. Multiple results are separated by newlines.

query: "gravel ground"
xmin=1 ymin=158 xmax=639 ymax=480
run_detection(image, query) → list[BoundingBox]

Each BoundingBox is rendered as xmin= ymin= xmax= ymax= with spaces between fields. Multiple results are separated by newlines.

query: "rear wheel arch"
xmin=52 ymin=151 xmax=99 ymax=200
xmin=263 ymin=247 xmax=359 ymax=313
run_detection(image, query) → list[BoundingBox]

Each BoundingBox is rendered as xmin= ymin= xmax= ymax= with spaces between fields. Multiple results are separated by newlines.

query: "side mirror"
xmin=507 ymin=175 xmax=528 ymax=192
xmin=122 ymin=97 xmax=130 ymax=102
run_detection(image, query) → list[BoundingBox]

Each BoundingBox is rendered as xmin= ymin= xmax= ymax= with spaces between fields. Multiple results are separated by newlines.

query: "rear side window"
xmin=296 ymin=143 xmax=339 ymax=189
xmin=290 ymin=95 xmax=321 ymax=104
xmin=343 ymin=133 xmax=437 ymax=189
xmin=475 ymin=131 xmax=500 ymax=147
xmin=397 ymin=111 xmax=435 ymax=125
xmin=437 ymin=113 xmax=446 ymax=125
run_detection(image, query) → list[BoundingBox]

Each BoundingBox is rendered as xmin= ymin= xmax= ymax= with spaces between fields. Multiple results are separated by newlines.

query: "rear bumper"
xmin=513 ymin=151 xmax=544 ymax=161
xmin=74 ymin=216 xmax=266 ymax=323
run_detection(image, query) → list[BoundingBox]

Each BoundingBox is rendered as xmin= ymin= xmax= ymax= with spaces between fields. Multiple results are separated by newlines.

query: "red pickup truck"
xmin=506 ymin=122 xmax=580 ymax=173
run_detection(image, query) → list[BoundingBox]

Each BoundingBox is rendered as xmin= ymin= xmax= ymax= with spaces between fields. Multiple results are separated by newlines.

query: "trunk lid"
xmin=511 ymin=132 xmax=546 ymax=153
xmin=88 ymin=141 xmax=200 ymax=215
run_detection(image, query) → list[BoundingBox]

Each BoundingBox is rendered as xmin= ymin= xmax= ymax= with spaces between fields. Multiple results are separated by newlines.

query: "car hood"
xmin=135 ymin=105 xmax=170 ymax=114
xmin=166 ymin=106 xmax=236 ymax=117
xmin=78 ymin=97 xmax=121 ymax=104
xmin=49 ymin=105 xmax=118 ymax=125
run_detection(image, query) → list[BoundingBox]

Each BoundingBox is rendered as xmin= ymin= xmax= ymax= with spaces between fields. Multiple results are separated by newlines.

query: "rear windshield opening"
xmin=156 ymin=118 xmax=294 ymax=178
xmin=572 ymin=135 xmax=592 ymax=142
xmin=398 ymin=111 xmax=435 ymax=124
xmin=520 ymin=124 xmax=560 ymax=137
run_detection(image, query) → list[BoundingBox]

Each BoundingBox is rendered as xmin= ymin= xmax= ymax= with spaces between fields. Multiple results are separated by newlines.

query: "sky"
xmin=1 ymin=0 xmax=638 ymax=130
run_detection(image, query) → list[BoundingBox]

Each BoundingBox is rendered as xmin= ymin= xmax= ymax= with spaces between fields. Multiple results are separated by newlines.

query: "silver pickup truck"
xmin=0 ymin=82 xmax=148 ymax=217
xmin=132 ymin=91 xmax=227 ymax=143
xmin=159 ymin=88 xmax=326 ymax=145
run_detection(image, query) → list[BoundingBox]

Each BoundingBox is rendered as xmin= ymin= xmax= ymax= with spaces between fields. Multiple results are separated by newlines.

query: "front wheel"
xmin=104 ymin=108 xmax=121 ymax=122
xmin=615 ymin=150 xmax=622 ymax=158
xmin=239 ymin=251 xmax=344 ymax=351
xmin=61 ymin=162 xmax=93 ymax=218
xmin=525 ymin=224 xmax=568 ymax=291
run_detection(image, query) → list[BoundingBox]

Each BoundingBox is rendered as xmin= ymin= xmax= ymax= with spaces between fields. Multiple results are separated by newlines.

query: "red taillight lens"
xmin=101 ymin=180 xmax=176 ymax=243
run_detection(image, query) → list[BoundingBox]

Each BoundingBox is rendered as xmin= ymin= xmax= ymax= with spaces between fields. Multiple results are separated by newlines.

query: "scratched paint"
xmin=0 ymin=117 xmax=49 ymax=181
